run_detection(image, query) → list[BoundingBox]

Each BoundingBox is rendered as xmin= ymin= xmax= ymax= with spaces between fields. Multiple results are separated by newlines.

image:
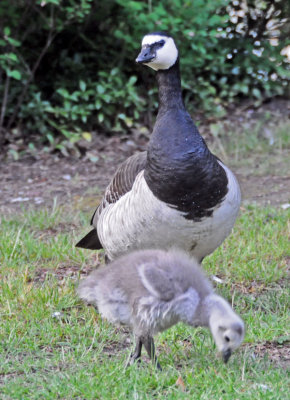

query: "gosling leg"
xmin=142 ymin=335 xmax=162 ymax=371
xmin=126 ymin=337 xmax=142 ymax=367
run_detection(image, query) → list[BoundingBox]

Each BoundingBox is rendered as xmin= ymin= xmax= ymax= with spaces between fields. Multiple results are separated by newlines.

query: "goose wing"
xmin=139 ymin=263 xmax=176 ymax=301
xmin=76 ymin=151 xmax=147 ymax=250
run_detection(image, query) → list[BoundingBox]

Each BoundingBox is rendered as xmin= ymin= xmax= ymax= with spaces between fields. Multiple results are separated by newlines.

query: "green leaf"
xmin=95 ymin=99 xmax=102 ymax=110
xmin=118 ymin=113 xmax=126 ymax=120
xmin=7 ymin=69 xmax=22 ymax=80
xmin=97 ymin=85 xmax=105 ymax=94
xmin=79 ymin=80 xmax=86 ymax=92
xmin=128 ymin=76 xmax=137 ymax=85
xmin=39 ymin=0 xmax=61 ymax=5
xmin=252 ymin=88 xmax=262 ymax=98
xmin=8 ymin=149 xmax=19 ymax=160
xmin=7 ymin=53 xmax=18 ymax=62
xmin=4 ymin=27 xmax=11 ymax=36
xmin=46 ymin=133 xmax=55 ymax=144
xmin=128 ymin=1 xmax=144 ymax=11
xmin=57 ymin=88 xmax=70 ymax=98
xmin=6 ymin=37 xmax=21 ymax=47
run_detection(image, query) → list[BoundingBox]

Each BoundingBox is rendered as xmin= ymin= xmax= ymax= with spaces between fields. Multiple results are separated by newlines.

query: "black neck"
xmin=144 ymin=59 xmax=229 ymax=220
xmin=156 ymin=60 xmax=185 ymax=111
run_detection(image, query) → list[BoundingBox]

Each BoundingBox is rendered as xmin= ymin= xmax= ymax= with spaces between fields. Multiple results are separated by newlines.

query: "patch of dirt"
xmin=0 ymin=134 xmax=147 ymax=215
xmin=238 ymin=173 xmax=290 ymax=207
xmin=1 ymin=143 xmax=289 ymax=215
xmin=0 ymin=360 xmax=77 ymax=384
xmin=250 ymin=341 xmax=290 ymax=368
xmin=0 ymin=370 xmax=25 ymax=384
xmin=0 ymin=102 xmax=289 ymax=215
xmin=32 ymin=264 xmax=90 ymax=284
xmin=231 ymin=280 xmax=269 ymax=295
xmin=102 ymin=338 xmax=131 ymax=356
xmin=32 ymin=254 xmax=104 ymax=284
xmin=35 ymin=223 xmax=79 ymax=239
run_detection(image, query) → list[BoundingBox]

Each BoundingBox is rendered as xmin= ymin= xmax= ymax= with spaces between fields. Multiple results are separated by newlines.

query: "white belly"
xmin=97 ymin=164 xmax=241 ymax=261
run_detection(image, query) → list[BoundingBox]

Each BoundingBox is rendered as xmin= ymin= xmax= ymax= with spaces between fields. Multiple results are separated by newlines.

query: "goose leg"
xmin=142 ymin=335 xmax=162 ymax=371
xmin=126 ymin=337 xmax=142 ymax=367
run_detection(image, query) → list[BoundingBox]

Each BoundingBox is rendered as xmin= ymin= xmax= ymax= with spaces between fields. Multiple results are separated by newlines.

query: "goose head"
xmin=207 ymin=295 xmax=245 ymax=363
xmin=136 ymin=32 xmax=178 ymax=71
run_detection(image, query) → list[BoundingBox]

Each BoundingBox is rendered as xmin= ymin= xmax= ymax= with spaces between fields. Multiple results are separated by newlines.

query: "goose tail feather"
xmin=76 ymin=229 xmax=102 ymax=250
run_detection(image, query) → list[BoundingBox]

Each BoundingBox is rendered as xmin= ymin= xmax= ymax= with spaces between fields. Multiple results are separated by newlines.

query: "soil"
xmin=1 ymin=98 xmax=290 ymax=214
xmin=1 ymin=133 xmax=289 ymax=216
xmin=249 ymin=341 xmax=290 ymax=369
xmin=0 ymin=134 xmax=146 ymax=215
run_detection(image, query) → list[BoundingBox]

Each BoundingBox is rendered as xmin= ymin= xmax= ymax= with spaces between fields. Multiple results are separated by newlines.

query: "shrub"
xmin=0 ymin=0 xmax=288 ymax=154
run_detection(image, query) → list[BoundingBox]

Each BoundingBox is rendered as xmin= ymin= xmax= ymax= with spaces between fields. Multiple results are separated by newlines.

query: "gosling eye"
xmin=224 ymin=335 xmax=230 ymax=342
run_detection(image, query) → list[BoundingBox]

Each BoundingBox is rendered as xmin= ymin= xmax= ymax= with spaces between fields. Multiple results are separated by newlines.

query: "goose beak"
xmin=136 ymin=47 xmax=155 ymax=64
xmin=222 ymin=348 xmax=232 ymax=363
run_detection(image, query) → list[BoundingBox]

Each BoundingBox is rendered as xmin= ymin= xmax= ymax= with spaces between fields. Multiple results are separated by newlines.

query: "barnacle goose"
xmin=77 ymin=249 xmax=245 ymax=369
xmin=76 ymin=32 xmax=241 ymax=262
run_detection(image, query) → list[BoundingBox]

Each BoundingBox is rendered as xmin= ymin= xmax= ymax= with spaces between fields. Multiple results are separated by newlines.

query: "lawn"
xmin=0 ymin=202 xmax=289 ymax=399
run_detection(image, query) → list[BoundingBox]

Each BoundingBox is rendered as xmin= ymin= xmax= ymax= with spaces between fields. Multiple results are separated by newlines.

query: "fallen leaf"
xmin=82 ymin=132 xmax=92 ymax=142
xmin=176 ymin=376 xmax=186 ymax=392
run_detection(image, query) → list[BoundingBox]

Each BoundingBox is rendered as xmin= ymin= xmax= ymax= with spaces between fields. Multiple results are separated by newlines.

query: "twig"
xmin=231 ymin=289 xmax=235 ymax=308
xmin=0 ymin=75 xmax=10 ymax=131
xmin=81 ymin=324 xmax=98 ymax=358
xmin=241 ymin=348 xmax=247 ymax=381
xmin=9 ymin=227 xmax=22 ymax=261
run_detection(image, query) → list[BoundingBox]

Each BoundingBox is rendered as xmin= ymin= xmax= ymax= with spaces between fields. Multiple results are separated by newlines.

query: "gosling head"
xmin=136 ymin=32 xmax=178 ymax=71
xmin=207 ymin=295 xmax=245 ymax=363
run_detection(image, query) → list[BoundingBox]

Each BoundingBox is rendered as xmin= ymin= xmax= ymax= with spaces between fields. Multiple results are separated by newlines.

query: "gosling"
xmin=77 ymin=249 xmax=244 ymax=369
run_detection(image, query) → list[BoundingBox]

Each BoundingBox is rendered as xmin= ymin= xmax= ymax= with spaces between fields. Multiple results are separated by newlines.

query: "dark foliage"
xmin=0 ymin=0 xmax=289 ymax=155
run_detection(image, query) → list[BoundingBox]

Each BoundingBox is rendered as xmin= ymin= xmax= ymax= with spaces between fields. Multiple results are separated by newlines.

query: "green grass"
xmin=0 ymin=205 xmax=289 ymax=399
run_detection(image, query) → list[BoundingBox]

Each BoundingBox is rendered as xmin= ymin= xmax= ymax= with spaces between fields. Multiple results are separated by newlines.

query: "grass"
xmin=209 ymin=119 xmax=290 ymax=176
xmin=0 ymin=203 xmax=289 ymax=399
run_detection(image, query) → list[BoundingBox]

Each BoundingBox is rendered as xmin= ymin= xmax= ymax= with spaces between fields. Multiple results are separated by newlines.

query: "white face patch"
xmin=141 ymin=34 xmax=178 ymax=71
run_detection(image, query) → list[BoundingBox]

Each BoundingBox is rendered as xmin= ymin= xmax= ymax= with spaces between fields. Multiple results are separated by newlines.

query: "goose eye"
xmin=225 ymin=335 xmax=230 ymax=342
xmin=155 ymin=40 xmax=165 ymax=48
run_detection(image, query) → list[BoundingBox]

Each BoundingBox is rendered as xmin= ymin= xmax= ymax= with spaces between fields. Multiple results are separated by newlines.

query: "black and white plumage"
xmin=76 ymin=32 xmax=241 ymax=262
xmin=77 ymin=249 xmax=245 ymax=369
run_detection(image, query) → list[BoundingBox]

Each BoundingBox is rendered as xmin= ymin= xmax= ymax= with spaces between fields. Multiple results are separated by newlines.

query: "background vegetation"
xmin=0 ymin=0 xmax=289 ymax=155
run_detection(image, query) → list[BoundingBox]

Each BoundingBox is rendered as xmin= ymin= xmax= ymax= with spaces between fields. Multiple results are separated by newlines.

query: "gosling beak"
xmin=222 ymin=348 xmax=232 ymax=363
xmin=136 ymin=47 xmax=155 ymax=64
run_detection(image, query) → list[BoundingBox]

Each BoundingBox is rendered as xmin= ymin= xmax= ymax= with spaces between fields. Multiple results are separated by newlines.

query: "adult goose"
xmin=76 ymin=32 xmax=241 ymax=262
